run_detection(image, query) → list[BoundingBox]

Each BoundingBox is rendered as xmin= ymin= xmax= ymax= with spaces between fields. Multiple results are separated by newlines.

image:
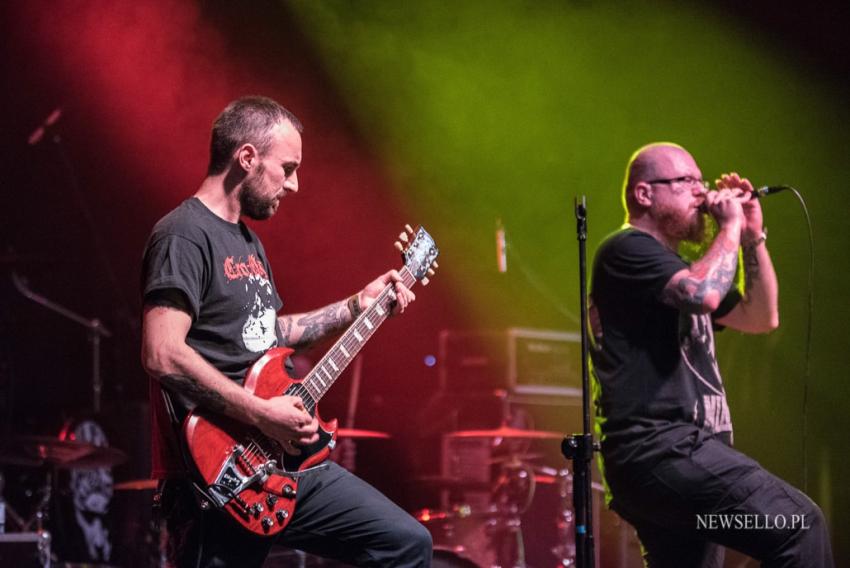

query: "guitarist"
xmin=141 ymin=96 xmax=432 ymax=567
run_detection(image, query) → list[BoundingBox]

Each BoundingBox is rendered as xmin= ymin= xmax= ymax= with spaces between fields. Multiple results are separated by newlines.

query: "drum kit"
xmin=413 ymin=425 xmax=587 ymax=568
xmin=1 ymin=424 xmax=607 ymax=568
xmin=0 ymin=435 xmax=127 ymax=531
xmin=0 ymin=433 xmax=128 ymax=567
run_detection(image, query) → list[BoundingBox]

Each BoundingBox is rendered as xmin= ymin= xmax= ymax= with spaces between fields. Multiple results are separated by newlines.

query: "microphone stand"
xmin=11 ymin=272 xmax=112 ymax=413
xmin=561 ymin=196 xmax=597 ymax=568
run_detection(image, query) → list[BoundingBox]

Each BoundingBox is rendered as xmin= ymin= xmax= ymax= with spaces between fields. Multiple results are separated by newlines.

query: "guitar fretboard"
xmin=289 ymin=266 xmax=416 ymax=412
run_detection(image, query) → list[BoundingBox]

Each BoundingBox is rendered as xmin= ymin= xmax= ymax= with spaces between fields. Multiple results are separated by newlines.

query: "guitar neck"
xmin=300 ymin=267 xmax=416 ymax=409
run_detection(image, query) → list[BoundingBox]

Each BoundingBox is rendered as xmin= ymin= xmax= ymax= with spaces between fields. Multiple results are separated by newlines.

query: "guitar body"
xmin=184 ymin=347 xmax=338 ymax=536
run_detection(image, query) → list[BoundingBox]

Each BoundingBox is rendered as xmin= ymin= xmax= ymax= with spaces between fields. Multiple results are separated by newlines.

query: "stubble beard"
xmin=240 ymin=164 xmax=278 ymax=221
xmin=655 ymin=207 xmax=707 ymax=246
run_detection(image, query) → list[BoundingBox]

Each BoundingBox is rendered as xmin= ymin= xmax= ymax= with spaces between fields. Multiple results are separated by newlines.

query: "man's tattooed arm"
xmin=159 ymin=373 xmax=228 ymax=414
xmin=277 ymin=299 xmax=353 ymax=349
xmin=661 ymin=230 xmax=740 ymax=313
xmin=740 ymin=242 xmax=761 ymax=304
xmin=714 ymin=238 xmax=779 ymax=333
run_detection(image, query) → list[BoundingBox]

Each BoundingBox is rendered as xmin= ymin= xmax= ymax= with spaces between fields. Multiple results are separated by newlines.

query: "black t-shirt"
xmin=590 ymin=228 xmax=740 ymax=477
xmin=141 ymin=198 xmax=285 ymax=475
xmin=142 ymin=198 xmax=285 ymax=381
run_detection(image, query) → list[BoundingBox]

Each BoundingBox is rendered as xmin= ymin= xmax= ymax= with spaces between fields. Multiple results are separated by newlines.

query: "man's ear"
xmin=235 ymin=143 xmax=258 ymax=172
xmin=632 ymin=182 xmax=654 ymax=208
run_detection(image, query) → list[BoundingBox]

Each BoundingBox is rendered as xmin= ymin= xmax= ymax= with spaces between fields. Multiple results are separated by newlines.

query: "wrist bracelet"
xmin=347 ymin=294 xmax=363 ymax=318
xmin=743 ymin=227 xmax=767 ymax=248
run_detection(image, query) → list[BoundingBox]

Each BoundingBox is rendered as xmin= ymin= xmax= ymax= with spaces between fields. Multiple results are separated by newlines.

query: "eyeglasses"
xmin=645 ymin=176 xmax=710 ymax=190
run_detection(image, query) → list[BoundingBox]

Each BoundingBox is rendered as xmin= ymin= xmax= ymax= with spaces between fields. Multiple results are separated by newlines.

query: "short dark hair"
xmin=207 ymin=96 xmax=303 ymax=175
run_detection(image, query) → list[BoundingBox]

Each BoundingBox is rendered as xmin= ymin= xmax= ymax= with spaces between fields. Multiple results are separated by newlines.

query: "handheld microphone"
xmin=753 ymin=186 xmax=789 ymax=198
xmin=699 ymin=186 xmax=789 ymax=213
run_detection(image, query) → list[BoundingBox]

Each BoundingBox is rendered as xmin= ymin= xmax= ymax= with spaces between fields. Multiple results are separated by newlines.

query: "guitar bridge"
xmin=207 ymin=445 xmax=272 ymax=508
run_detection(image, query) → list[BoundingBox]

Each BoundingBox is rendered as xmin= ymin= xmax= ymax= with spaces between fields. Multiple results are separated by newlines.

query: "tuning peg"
xmin=432 ymin=261 xmax=439 ymax=270
xmin=427 ymin=268 xmax=435 ymax=277
xmin=398 ymin=232 xmax=409 ymax=243
xmin=404 ymin=224 xmax=414 ymax=235
xmin=421 ymin=277 xmax=430 ymax=286
xmin=394 ymin=241 xmax=404 ymax=252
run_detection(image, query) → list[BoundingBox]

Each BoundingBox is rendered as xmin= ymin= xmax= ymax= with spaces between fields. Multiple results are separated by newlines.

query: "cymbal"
xmin=64 ymin=445 xmax=128 ymax=469
xmin=336 ymin=428 xmax=390 ymax=439
xmin=446 ymin=426 xmax=563 ymax=440
xmin=114 ymin=479 xmax=158 ymax=491
xmin=0 ymin=436 xmax=127 ymax=469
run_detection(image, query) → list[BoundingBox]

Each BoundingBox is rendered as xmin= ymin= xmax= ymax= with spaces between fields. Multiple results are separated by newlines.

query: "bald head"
xmin=622 ymin=142 xmax=697 ymax=216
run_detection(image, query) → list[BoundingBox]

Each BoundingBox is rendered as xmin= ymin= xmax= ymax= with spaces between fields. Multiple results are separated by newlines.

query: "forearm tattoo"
xmin=277 ymin=316 xmax=293 ymax=346
xmin=282 ymin=300 xmax=350 ymax=348
xmin=160 ymin=373 xmax=228 ymax=414
xmin=662 ymin=236 xmax=739 ymax=311
xmin=741 ymin=244 xmax=761 ymax=303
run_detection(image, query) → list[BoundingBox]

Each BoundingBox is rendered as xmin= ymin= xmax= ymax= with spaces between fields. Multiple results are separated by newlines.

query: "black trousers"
xmin=607 ymin=436 xmax=833 ymax=568
xmin=160 ymin=461 xmax=432 ymax=567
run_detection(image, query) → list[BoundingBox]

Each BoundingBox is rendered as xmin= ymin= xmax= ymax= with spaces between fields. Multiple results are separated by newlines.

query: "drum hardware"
xmin=0 ymin=432 xmax=128 ymax=565
xmin=0 ymin=435 xmax=128 ymax=534
xmin=420 ymin=427 xmax=572 ymax=568
xmin=438 ymin=427 xmax=566 ymax=567
xmin=12 ymin=272 xmax=112 ymax=413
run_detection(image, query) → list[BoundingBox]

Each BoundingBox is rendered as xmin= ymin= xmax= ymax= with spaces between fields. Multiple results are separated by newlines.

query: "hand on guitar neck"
xmin=356 ymin=269 xmax=416 ymax=316
xmin=252 ymin=269 xmax=414 ymax=455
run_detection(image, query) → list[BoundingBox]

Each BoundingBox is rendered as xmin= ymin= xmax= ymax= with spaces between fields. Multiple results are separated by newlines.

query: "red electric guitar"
xmin=182 ymin=225 xmax=439 ymax=536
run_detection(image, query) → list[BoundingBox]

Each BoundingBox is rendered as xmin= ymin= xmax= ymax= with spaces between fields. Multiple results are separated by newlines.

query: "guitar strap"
xmin=159 ymin=387 xmax=219 ymax=509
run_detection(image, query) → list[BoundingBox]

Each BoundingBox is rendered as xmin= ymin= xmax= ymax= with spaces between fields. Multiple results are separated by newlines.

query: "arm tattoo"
xmin=291 ymin=300 xmax=350 ymax=348
xmin=277 ymin=316 xmax=293 ymax=346
xmin=740 ymin=244 xmax=761 ymax=303
xmin=662 ymin=236 xmax=739 ymax=311
xmin=159 ymin=373 xmax=228 ymax=414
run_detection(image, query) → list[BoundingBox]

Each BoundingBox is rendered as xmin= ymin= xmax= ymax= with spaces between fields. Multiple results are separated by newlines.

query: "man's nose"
xmin=285 ymin=172 xmax=299 ymax=193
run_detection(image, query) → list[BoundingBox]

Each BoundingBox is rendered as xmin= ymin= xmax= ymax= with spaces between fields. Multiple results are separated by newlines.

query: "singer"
xmin=589 ymin=143 xmax=833 ymax=567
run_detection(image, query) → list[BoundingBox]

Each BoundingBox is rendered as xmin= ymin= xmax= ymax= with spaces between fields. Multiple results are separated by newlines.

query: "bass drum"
xmin=432 ymin=547 xmax=482 ymax=568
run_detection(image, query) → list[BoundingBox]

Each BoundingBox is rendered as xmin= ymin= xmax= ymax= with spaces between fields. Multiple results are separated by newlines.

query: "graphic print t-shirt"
xmin=141 ymin=197 xmax=285 ymax=475
xmin=590 ymin=229 xmax=740 ymax=475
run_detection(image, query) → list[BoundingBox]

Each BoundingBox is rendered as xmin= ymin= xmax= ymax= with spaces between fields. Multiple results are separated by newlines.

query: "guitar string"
xmin=297 ymin=266 xmax=417 ymax=408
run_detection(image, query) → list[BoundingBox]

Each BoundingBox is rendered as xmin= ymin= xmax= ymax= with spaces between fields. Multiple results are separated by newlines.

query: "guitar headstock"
xmin=395 ymin=224 xmax=439 ymax=285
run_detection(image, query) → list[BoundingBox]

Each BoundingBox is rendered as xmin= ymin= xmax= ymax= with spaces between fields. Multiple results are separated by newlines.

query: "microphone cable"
xmin=770 ymin=185 xmax=814 ymax=492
